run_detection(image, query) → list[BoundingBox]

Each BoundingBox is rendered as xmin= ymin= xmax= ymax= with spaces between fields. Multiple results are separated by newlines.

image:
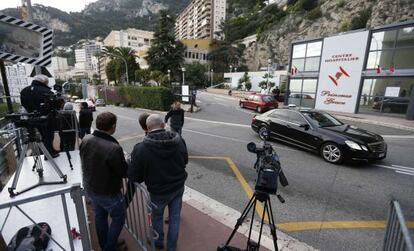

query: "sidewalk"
xmin=88 ymin=187 xmax=315 ymax=251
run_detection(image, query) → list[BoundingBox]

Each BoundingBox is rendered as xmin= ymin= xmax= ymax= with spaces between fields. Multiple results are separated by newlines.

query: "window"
xmin=288 ymin=79 xmax=318 ymax=108
xmin=366 ymin=25 xmax=414 ymax=69
xmin=289 ymin=111 xmax=307 ymax=124
xmin=291 ymin=41 xmax=322 ymax=72
xmin=270 ymin=109 xmax=289 ymax=121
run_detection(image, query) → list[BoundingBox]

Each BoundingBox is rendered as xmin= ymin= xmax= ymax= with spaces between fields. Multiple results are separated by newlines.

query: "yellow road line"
xmin=190 ymin=156 xmax=269 ymax=221
xmin=189 ymin=155 xmax=414 ymax=232
xmin=276 ymin=220 xmax=414 ymax=232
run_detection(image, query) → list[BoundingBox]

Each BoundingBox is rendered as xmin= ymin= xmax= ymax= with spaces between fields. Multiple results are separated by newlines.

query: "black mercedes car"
xmin=251 ymin=108 xmax=387 ymax=164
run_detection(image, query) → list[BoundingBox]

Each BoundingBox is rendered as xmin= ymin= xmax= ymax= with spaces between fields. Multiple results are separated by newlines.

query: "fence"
xmin=383 ymin=200 xmax=414 ymax=251
xmin=123 ymin=180 xmax=156 ymax=251
xmin=0 ymin=183 xmax=91 ymax=250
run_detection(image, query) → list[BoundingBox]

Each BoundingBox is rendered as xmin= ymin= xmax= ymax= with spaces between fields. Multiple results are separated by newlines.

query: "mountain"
xmin=0 ymin=0 xmax=190 ymax=47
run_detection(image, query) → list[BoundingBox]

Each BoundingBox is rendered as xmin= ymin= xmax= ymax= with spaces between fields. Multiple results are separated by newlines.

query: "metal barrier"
xmin=123 ymin=180 xmax=156 ymax=251
xmin=383 ymin=200 xmax=414 ymax=251
xmin=0 ymin=183 xmax=91 ymax=250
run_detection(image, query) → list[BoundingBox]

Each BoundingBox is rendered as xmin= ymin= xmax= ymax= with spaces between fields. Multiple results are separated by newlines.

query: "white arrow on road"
xmin=374 ymin=164 xmax=414 ymax=176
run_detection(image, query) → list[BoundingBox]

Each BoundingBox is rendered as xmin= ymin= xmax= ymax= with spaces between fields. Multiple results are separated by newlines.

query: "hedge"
xmin=99 ymin=86 xmax=174 ymax=111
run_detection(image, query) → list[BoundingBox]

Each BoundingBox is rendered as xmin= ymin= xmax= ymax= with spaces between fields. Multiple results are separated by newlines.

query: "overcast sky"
xmin=0 ymin=0 xmax=98 ymax=13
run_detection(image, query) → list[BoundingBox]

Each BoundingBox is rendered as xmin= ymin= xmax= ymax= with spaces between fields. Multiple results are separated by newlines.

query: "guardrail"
xmin=123 ymin=180 xmax=156 ymax=251
xmin=0 ymin=183 xmax=91 ymax=250
xmin=383 ymin=200 xmax=414 ymax=251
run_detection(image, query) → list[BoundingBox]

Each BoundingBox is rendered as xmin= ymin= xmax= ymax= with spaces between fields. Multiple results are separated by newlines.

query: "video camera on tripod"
xmin=218 ymin=130 xmax=289 ymax=251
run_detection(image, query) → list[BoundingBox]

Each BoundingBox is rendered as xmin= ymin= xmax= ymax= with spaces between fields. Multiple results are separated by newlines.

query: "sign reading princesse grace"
xmin=315 ymin=31 xmax=369 ymax=113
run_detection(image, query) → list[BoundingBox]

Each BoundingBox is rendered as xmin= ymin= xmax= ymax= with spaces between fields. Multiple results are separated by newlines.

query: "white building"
xmin=51 ymin=57 xmax=71 ymax=80
xmin=74 ymin=42 xmax=103 ymax=78
xmin=103 ymin=28 xmax=154 ymax=69
xmin=224 ymin=71 xmax=288 ymax=92
xmin=175 ymin=0 xmax=226 ymax=40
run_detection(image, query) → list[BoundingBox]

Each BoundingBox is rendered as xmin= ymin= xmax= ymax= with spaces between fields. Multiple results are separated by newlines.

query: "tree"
xmin=106 ymin=60 xmax=118 ymax=85
xmin=145 ymin=11 xmax=185 ymax=82
xmin=261 ymin=73 xmax=275 ymax=91
xmin=102 ymin=46 xmax=139 ymax=84
xmin=185 ymin=62 xmax=207 ymax=88
xmin=135 ymin=69 xmax=152 ymax=86
xmin=238 ymin=72 xmax=251 ymax=91
xmin=209 ymin=41 xmax=245 ymax=74
xmin=150 ymin=70 xmax=169 ymax=87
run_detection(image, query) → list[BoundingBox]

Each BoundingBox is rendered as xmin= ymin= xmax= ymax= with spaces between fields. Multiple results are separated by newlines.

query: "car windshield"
xmin=302 ymin=111 xmax=343 ymax=127
xmin=262 ymin=96 xmax=275 ymax=103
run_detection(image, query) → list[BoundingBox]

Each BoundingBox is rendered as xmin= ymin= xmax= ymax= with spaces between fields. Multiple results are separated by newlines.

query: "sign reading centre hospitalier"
xmin=0 ymin=13 xmax=53 ymax=66
xmin=315 ymin=31 xmax=369 ymax=113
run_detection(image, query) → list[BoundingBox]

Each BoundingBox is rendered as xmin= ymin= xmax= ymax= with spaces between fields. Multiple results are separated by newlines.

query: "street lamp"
xmin=229 ymin=65 xmax=233 ymax=72
xmin=210 ymin=69 xmax=213 ymax=87
xmin=267 ymin=58 xmax=272 ymax=93
xmin=167 ymin=69 xmax=171 ymax=86
xmin=182 ymin=67 xmax=186 ymax=86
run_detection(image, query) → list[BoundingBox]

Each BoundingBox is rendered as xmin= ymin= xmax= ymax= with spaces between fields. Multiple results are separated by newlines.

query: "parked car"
xmin=74 ymin=99 xmax=96 ymax=112
xmin=251 ymin=108 xmax=387 ymax=164
xmin=239 ymin=94 xmax=279 ymax=113
xmin=95 ymin=99 xmax=106 ymax=107
xmin=372 ymin=97 xmax=409 ymax=113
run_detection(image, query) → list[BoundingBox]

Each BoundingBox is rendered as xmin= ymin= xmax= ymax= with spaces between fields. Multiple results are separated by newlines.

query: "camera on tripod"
xmin=247 ymin=131 xmax=288 ymax=195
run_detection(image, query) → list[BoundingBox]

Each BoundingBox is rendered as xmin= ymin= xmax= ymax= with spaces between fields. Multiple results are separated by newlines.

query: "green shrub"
xmin=121 ymin=86 xmax=173 ymax=111
xmin=305 ymin=6 xmax=322 ymax=20
xmin=289 ymin=0 xmax=318 ymax=12
xmin=340 ymin=21 xmax=350 ymax=32
xmin=337 ymin=0 xmax=345 ymax=8
xmin=350 ymin=8 xmax=372 ymax=30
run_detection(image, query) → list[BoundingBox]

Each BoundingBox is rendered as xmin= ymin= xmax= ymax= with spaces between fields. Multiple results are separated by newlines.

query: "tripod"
xmin=219 ymin=191 xmax=283 ymax=251
xmin=8 ymin=127 xmax=67 ymax=197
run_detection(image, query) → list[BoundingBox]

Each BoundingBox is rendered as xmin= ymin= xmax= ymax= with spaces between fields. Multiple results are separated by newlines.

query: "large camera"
xmin=247 ymin=131 xmax=288 ymax=195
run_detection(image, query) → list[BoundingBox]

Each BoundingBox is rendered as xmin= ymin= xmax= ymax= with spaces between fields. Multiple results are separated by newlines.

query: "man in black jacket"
xmin=20 ymin=75 xmax=58 ymax=157
xmin=128 ymin=114 xmax=188 ymax=251
xmin=79 ymin=102 xmax=93 ymax=138
xmin=80 ymin=112 xmax=128 ymax=251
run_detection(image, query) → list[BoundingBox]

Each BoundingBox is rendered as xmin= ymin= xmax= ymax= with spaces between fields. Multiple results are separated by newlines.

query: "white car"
xmin=74 ymin=99 xmax=96 ymax=112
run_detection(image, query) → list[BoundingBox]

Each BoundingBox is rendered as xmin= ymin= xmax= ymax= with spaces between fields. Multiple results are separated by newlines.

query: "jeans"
xmin=88 ymin=192 xmax=126 ymax=251
xmin=151 ymin=187 xmax=184 ymax=251
xmin=171 ymin=126 xmax=182 ymax=136
xmin=80 ymin=128 xmax=91 ymax=139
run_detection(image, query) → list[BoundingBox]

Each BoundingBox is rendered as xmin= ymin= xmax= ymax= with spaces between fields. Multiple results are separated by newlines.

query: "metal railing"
xmin=123 ymin=180 xmax=156 ymax=251
xmin=0 ymin=183 xmax=91 ymax=251
xmin=383 ymin=200 xmax=414 ymax=251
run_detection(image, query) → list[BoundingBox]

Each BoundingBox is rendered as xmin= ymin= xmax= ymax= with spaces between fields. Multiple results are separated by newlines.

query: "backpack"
xmin=7 ymin=222 xmax=51 ymax=251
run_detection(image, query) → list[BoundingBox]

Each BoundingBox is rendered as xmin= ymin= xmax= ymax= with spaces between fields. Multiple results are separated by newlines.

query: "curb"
xmin=333 ymin=115 xmax=414 ymax=132
xmin=183 ymin=186 xmax=317 ymax=251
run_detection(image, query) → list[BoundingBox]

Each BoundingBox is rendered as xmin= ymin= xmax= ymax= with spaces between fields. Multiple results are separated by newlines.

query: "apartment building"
xmin=103 ymin=28 xmax=154 ymax=68
xmin=52 ymin=57 xmax=71 ymax=80
xmin=75 ymin=42 xmax=102 ymax=71
xmin=175 ymin=0 xmax=226 ymax=40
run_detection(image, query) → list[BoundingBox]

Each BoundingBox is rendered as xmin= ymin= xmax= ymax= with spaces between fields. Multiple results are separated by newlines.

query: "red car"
xmin=239 ymin=94 xmax=278 ymax=113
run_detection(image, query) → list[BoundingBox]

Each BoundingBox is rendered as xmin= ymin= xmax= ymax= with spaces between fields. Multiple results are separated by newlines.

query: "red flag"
xmin=389 ymin=65 xmax=395 ymax=73
xmin=294 ymin=66 xmax=298 ymax=74
xmin=376 ymin=65 xmax=381 ymax=74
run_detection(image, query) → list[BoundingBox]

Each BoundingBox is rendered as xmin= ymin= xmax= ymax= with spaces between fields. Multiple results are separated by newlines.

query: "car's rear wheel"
xmin=256 ymin=106 xmax=262 ymax=113
xmin=321 ymin=143 xmax=343 ymax=164
xmin=258 ymin=126 xmax=269 ymax=140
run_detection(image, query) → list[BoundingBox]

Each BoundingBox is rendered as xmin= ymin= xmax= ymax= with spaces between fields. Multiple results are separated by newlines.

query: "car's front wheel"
xmin=321 ymin=142 xmax=343 ymax=164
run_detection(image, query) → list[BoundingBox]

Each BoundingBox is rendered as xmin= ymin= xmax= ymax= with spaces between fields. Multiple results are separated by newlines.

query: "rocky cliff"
xmin=243 ymin=0 xmax=414 ymax=71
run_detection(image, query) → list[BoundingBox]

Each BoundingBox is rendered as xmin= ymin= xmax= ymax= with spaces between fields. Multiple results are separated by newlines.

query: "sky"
xmin=0 ymin=0 xmax=98 ymax=13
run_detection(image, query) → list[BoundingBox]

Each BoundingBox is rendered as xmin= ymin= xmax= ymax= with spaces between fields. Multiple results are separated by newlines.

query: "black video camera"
xmin=247 ymin=131 xmax=288 ymax=195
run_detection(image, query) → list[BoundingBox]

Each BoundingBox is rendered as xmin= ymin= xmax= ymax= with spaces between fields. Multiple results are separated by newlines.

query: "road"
xmin=96 ymin=91 xmax=414 ymax=250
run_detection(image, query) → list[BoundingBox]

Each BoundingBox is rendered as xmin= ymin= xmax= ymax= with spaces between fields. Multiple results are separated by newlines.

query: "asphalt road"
xmin=95 ymin=91 xmax=414 ymax=251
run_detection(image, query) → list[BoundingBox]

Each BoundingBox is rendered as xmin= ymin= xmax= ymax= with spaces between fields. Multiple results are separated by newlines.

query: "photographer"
xmin=20 ymin=74 xmax=59 ymax=158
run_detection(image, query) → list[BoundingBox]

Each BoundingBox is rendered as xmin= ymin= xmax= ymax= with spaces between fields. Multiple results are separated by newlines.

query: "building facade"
xmin=103 ymin=28 xmax=154 ymax=69
xmin=51 ymin=56 xmax=71 ymax=80
xmin=175 ymin=0 xmax=226 ymax=40
xmin=224 ymin=71 xmax=288 ymax=92
xmin=181 ymin=39 xmax=213 ymax=64
xmin=287 ymin=21 xmax=414 ymax=120
xmin=75 ymin=42 xmax=102 ymax=71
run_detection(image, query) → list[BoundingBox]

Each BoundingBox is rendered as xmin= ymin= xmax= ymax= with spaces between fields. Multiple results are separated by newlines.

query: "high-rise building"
xmin=175 ymin=0 xmax=226 ymax=40
xmin=75 ymin=42 xmax=102 ymax=71
xmin=52 ymin=57 xmax=71 ymax=80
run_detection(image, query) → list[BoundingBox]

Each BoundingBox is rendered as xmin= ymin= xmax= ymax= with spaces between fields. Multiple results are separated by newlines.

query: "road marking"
xmin=184 ymin=128 xmax=301 ymax=153
xmin=277 ymin=220 xmax=414 ymax=232
xmin=118 ymin=134 xmax=145 ymax=143
xmin=190 ymin=156 xmax=268 ymax=221
xmin=189 ymin=156 xmax=414 ymax=232
xmin=374 ymin=164 xmax=414 ymax=176
xmin=185 ymin=117 xmax=251 ymax=128
xmin=382 ymin=135 xmax=414 ymax=139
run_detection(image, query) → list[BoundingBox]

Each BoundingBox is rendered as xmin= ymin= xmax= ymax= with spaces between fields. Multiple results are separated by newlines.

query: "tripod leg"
xmin=266 ymin=198 xmax=278 ymax=251
xmin=247 ymin=198 xmax=257 ymax=247
xmin=65 ymin=149 xmax=73 ymax=170
xmin=225 ymin=194 xmax=257 ymax=246
xmin=8 ymin=144 xmax=29 ymax=196
xmin=31 ymin=143 xmax=44 ymax=178
xmin=37 ymin=142 xmax=67 ymax=181
xmin=255 ymin=199 xmax=268 ymax=249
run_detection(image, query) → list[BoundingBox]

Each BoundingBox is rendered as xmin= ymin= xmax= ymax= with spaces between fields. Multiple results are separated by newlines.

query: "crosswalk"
xmin=374 ymin=164 xmax=414 ymax=176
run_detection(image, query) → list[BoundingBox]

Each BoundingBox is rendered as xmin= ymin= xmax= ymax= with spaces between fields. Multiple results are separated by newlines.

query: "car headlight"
xmin=345 ymin=140 xmax=362 ymax=150
xmin=361 ymin=145 xmax=368 ymax=151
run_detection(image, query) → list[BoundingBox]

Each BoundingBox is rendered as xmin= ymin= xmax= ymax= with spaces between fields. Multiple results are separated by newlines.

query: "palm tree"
xmin=101 ymin=46 xmax=139 ymax=85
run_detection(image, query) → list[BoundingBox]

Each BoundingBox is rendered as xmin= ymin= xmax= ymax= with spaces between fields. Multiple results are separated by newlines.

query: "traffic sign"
xmin=0 ymin=13 xmax=53 ymax=67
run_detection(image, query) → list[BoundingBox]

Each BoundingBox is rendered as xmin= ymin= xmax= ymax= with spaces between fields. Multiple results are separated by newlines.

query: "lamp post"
xmin=182 ymin=67 xmax=186 ymax=86
xmin=167 ymin=69 xmax=171 ymax=87
xmin=229 ymin=65 xmax=233 ymax=72
xmin=210 ymin=69 xmax=213 ymax=87
xmin=267 ymin=58 xmax=272 ymax=93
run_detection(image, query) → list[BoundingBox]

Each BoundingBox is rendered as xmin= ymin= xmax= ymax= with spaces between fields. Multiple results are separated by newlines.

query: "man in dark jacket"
xmin=20 ymin=75 xmax=58 ymax=157
xmin=128 ymin=114 xmax=188 ymax=251
xmin=80 ymin=112 xmax=128 ymax=251
xmin=165 ymin=102 xmax=184 ymax=135
xmin=79 ymin=102 xmax=93 ymax=138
